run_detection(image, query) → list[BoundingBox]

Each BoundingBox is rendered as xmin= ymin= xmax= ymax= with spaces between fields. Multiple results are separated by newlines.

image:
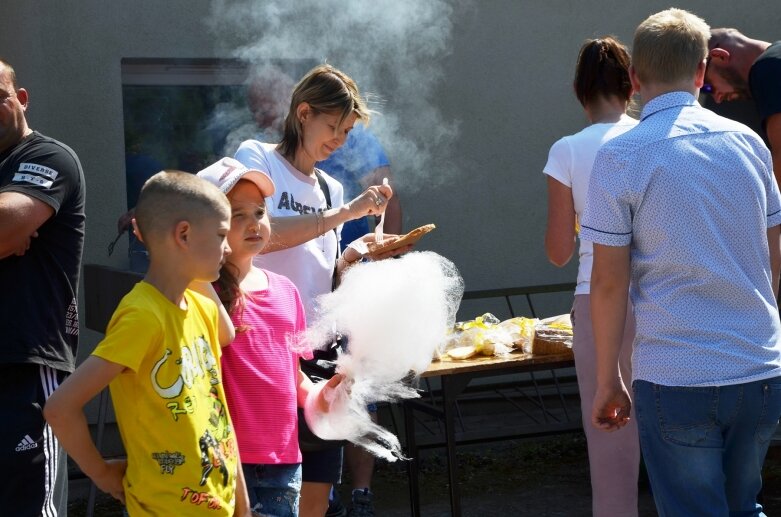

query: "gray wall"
xmin=1 ymin=1 xmax=778 ymax=357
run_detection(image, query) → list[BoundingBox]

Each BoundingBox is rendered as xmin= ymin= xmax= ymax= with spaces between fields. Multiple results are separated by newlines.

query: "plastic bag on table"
xmin=441 ymin=313 xmax=516 ymax=359
xmin=497 ymin=316 xmax=539 ymax=354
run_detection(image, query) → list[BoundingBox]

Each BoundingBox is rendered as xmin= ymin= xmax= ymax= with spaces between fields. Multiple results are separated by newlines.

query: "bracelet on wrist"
xmin=315 ymin=211 xmax=324 ymax=236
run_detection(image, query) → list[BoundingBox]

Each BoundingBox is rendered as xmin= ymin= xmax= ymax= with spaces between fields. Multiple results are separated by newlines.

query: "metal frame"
xmin=404 ymin=282 xmax=578 ymax=517
xmin=82 ymin=264 xmax=143 ymax=517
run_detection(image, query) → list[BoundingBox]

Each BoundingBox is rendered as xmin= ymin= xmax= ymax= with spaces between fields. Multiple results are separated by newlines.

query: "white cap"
xmin=196 ymin=156 xmax=275 ymax=198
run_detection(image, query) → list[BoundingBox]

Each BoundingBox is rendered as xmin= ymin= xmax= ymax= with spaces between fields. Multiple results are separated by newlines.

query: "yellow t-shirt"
xmin=93 ymin=281 xmax=238 ymax=516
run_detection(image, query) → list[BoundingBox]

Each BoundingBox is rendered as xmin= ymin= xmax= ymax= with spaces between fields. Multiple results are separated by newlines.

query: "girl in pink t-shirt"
xmin=199 ymin=158 xmax=340 ymax=517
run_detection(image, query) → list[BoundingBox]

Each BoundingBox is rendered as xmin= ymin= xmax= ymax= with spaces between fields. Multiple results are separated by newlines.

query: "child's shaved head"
xmin=134 ymin=170 xmax=230 ymax=245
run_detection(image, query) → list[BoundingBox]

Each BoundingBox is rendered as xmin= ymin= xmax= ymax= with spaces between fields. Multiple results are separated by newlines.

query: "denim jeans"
xmin=633 ymin=377 xmax=781 ymax=516
xmin=243 ymin=463 xmax=302 ymax=517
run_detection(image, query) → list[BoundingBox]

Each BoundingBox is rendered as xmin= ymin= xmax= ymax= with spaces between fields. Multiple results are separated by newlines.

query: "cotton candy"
xmin=302 ymin=251 xmax=463 ymax=461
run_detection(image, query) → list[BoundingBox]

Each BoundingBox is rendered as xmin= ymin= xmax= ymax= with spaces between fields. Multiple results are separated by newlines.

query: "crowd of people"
xmin=546 ymin=8 xmax=781 ymax=517
xmin=1 ymin=5 xmax=780 ymax=517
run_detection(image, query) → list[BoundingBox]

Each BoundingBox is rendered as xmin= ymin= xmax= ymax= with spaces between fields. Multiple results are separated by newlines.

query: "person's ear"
xmin=174 ymin=220 xmax=191 ymax=248
xmin=695 ymin=57 xmax=707 ymax=88
xmin=709 ymin=47 xmax=730 ymax=65
xmin=629 ymin=66 xmax=642 ymax=96
xmin=296 ymin=102 xmax=311 ymax=125
xmin=131 ymin=218 xmax=144 ymax=244
xmin=16 ymin=88 xmax=28 ymax=110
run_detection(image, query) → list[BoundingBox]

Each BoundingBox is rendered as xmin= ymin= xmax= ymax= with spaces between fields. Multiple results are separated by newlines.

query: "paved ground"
xmin=339 ymin=433 xmax=657 ymax=516
xmin=70 ymin=433 xmax=781 ymax=516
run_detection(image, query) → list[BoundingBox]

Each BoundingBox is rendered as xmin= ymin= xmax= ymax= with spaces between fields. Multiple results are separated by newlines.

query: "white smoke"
xmin=302 ymin=251 xmax=464 ymax=460
xmin=207 ymin=0 xmax=464 ymax=190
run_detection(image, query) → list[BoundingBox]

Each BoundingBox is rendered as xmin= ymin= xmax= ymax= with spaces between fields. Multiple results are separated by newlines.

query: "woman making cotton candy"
xmin=235 ymin=64 xmax=402 ymax=316
xmin=234 ymin=64 xmax=408 ymax=517
xmin=543 ymin=36 xmax=640 ymax=516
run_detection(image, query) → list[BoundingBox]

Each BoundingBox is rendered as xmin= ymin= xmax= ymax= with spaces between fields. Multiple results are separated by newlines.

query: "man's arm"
xmin=768 ymin=225 xmax=781 ymax=300
xmin=0 ymin=191 xmax=53 ymax=258
xmin=44 ymin=356 xmax=127 ymax=502
xmin=767 ymin=113 xmax=781 ymax=188
xmin=590 ymin=243 xmax=632 ymax=432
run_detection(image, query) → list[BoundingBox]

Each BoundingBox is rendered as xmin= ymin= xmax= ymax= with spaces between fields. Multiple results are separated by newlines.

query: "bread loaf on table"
xmin=532 ymin=315 xmax=573 ymax=355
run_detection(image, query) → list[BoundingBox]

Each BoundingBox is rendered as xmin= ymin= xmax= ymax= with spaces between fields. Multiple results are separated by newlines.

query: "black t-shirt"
xmin=0 ymin=131 xmax=85 ymax=371
xmin=749 ymin=40 xmax=781 ymax=136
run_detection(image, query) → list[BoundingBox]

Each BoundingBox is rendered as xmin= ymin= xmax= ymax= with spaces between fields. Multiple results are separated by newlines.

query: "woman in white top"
xmin=234 ymin=64 xmax=407 ymax=517
xmin=235 ymin=65 xmax=404 ymax=321
xmin=543 ymin=36 xmax=640 ymax=517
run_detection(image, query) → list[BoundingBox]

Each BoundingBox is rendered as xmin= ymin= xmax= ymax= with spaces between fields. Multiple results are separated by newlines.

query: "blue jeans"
xmin=243 ymin=463 xmax=302 ymax=517
xmin=633 ymin=377 xmax=781 ymax=516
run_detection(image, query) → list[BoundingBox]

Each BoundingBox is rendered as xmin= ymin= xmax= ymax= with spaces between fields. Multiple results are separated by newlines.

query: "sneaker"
xmin=325 ymin=493 xmax=348 ymax=517
xmin=347 ymin=488 xmax=375 ymax=517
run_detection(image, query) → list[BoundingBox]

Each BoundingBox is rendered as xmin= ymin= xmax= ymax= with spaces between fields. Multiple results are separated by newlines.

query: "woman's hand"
xmin=366 ymin=235 xmax=414 ymax=261
xmin=345 ymin=233 xmax=413 ymax=262
xmin=346 ymin=183 xmax=394 ymax=219
xmin=336 ymin=233 xmax=413 ymax=279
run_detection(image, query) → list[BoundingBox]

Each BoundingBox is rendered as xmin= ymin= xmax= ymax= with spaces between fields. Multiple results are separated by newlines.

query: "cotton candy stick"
xmin=374 ymin=177 xmax=388 ymax=244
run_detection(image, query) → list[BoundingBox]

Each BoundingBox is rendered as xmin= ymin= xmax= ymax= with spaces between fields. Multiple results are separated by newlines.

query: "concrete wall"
xmin=1 ymin=1 xmax=778 ymax=359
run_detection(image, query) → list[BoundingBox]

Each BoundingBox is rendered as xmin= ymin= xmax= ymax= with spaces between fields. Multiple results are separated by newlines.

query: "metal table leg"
xmin=442 ymin=375 xmax=463 ymax=517
xmin=404 ymin=399 xmax=421 ymax=517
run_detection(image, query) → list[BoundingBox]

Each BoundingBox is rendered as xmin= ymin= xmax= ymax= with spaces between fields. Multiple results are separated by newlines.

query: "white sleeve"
xmin=234 ymin=140 xmax=272 ymax=176
xmin=542 ymin=137 xmax=573 ymax=188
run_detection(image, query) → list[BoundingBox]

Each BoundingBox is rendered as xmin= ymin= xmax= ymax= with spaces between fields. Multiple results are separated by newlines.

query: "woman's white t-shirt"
xmin=235 ymin=140 xmax=344 ymax=320
xmin=543 ymin=114 xmax=638 ymax=295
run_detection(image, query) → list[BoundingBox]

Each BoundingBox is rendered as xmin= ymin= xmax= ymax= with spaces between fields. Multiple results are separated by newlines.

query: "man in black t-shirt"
xmin=704 ymin=28 xmax=781 ymax=186
xmin=0 ymin=58 xmax=85 ymax=516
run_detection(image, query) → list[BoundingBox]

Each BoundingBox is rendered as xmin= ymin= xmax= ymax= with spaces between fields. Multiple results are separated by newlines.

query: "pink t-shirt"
xmin=220 ymin=270 xmax=308 ymax=464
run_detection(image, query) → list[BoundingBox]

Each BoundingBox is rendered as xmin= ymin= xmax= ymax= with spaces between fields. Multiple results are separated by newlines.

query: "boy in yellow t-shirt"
xmin=45 ymin=171 xmax=251 ymax=516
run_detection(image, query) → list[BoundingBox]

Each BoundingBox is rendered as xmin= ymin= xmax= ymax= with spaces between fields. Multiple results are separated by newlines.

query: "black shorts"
xmin=0 ymin=363 xmax=69 ymax=517
xmin=301 ymin=446 xmax=343 ymax=484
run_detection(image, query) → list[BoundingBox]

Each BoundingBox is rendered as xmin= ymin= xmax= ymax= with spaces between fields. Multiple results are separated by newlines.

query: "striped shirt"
xmin=220 ymin=270 xmax=308 ymax=464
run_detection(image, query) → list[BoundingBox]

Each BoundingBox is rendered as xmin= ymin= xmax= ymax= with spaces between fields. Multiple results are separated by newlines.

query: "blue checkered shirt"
xmin=581 ymin=91 xmax=781 ymax=386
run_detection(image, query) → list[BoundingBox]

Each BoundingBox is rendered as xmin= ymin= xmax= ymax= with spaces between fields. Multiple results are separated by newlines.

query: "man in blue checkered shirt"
xmin=582 ymin=8 xmax=781 ymax=516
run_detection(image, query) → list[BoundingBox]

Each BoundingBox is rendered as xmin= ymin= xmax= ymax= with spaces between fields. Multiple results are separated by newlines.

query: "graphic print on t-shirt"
xmin=148 ymin=333 xmax=237 ymax=507
xmin=65 ymin=298 xmax=78 ymax=336
xmin=277 ymin=190 xmax=324 ymax=215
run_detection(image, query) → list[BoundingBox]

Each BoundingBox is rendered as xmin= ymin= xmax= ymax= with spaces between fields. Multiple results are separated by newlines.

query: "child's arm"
xmin=233 ymin=454 xmax=252 ymax=517
xmin=189 ymin=280 xmax=236 ymax=346
xmin=296 ymin=368 xmax=314 ymax=408
xmin=44 ymin=356 xmax=128 ymax=503
xmin=297 ymin=368 xmax=344 ymax=412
